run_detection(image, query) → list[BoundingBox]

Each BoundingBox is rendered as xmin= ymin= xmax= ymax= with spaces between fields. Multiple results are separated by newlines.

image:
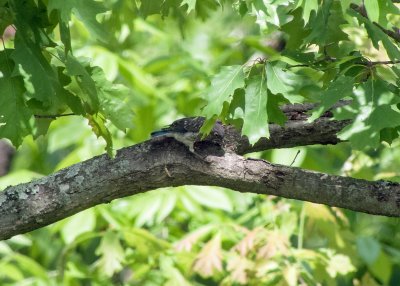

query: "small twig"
xmin=287 ymin=63 xmax=312 ymax=68
xmin=350 ymin=3 xmax=400 ymax=44
xmin=34 ymin=113 xmax=76 ymax=119
xmin=164 ymin=165 xmax=172 ymax=178
xmin=288 ymin=58 xmax=400 ymax=69
xmin=290 ymin=150 xmax=301 ymax=167
xmin=361 ymin=60 xmax=400 ymax=66
xmin=287 ymin=56 xmax=337 ymax=69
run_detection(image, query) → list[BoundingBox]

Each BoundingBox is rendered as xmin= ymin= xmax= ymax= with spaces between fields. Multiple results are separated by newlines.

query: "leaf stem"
xmin=288 ymin=59 xmax=400 ymax=69
xmin=34 ymin=113 xmax=76 ymax=119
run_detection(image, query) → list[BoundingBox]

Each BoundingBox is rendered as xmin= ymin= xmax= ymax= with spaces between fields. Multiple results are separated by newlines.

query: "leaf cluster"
xmin=201 ymin=0 xmax=400 ymax=150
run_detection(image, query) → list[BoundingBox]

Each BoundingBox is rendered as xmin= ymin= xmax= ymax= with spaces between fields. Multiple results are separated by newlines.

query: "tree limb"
xmin=1 ymin=113 xmax=400 ymax=240
xmin=225 ymin=101 xmax=350 ymax=154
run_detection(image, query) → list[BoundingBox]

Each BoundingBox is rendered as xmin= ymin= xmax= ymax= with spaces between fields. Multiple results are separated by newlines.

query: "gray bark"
xmin=1 ymin=110 xmax=399 ymax=240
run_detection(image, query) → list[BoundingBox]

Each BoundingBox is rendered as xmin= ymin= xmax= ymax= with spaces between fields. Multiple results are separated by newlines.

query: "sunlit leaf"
xmin=265 ymin=61 xmax=304 ymax=103
xmin=61 ymin=209 xmax=96 ymax=243
xmin=364 ymin=0 xmax=379 ymax=24
xmin=296 ymin=0 xmax=318 ymax=25
xmin=48 ymin=0 xmax=108 ymax=41
xmin=201 ymin=65 xmax=245 ymax=133
xmin=95 ymin=232 xmax=125 ymax=277
xmin=242 ymin=75 xmax=269 ymax=144
xmin=309 ymin=76 xmax=354 ymax=122
xmin=185 ymin=186 xmax=233 ymax=212
xmin=181 ymin=0 xmax=196 ymax=14
xmin=92 ymin=67 xmax=135 ymax=131
xmin=327 ymin=254 xmax=356 ymax=277
xmin=87 ymin=113 xmax=113 ymax=156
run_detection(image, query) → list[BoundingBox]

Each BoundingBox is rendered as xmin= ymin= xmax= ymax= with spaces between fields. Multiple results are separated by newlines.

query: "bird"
xmin=150 ymin=117 xmax=225 ymax=155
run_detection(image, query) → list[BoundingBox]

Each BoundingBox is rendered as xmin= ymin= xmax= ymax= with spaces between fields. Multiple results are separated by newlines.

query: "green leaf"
xmin=0 ymin=6 xmax=13 ymax=35
xmin=87 ymin=114 xmax=113 ymax=156
xmin=267 ymin=93 xmax=288 ymax=125
xmin=376 ymin=1 xmax=400 ymax=29
xmin=185 ymin=186 xmax=233 ymax=212
xmin=56 ymin=66 xmax=85 ymax=115
xmin=242 ymin=75 xmax=269 ymax=144
xmin=95 ymin=232 xmax=125 ymax=277
xmin=155 ymin=191 xmax=177 ymax=223
xmin=309 ymin=76 xmax=354 ymax=122
xmin=161 ymin=255 xmax=192 ymax=286
xmin=12 ymin=0 xmax=57 ymax=46
xmin=234 ymin=0 xmax=249 ymax=17
xmin=0 ymin=264 xmax=24 ymax=281
xmin=134 ymin=194 xmax=162 ymax=227
xmin=368 ymin=252 xmax=392 ymax=285
xmin=61 ymin=209 xmax=96 ymax=244
xmin=340 ymin=0 xmax=352 ymax=15
xmin=48 ymin=0 xmax=108 ymax=41
xmin=139 ymin=0 xmax=163 ymax=17
xmin=327 ymin=254 xmax=355 ymax=277
xmin=357 ymin=236 xmax=380 ymax=265
xmin=338 ymin=78 xmax=400 ymax=149
xmin=201 ymin=65 xmax=245 ymax=133
xmin=0 ymin=50 xmax=32 ymax=147
xmin=13 ymin=254 xmax=50 ymax=281
xmin=350 ymin=9 xmax=400 ymax=61
xmin=91 ymin=67 xmax=135 ymax=131
xmin=265 ymin=61 xmax=303 ymax=103
xmin=11 ymin=33 xmax=58 ymax=106
xmin=59 ymin=19 xmax=72 ymax=55
xmin=250 ymin=0 xmax=292 ymax=28
xmin=181 ymin=0 xmax=196 ymax=13
xmin=281 ymin=9 xmax=309 ymax=49
xmin=296 ymin=0 xmax=318 ymax=25
xmin=380 ymin=127 xmax=400 ymax=145
xmin=364 ymin=0 xmax=379 ymax=23
xmin=65 ymin=55 xmax=99 ymax=112
xmin=189 ymin=0 xmax=222 ymax=19
xmin=202 ymin=65 xmax=245 ymax=117
xmin=305 ymin=0 xmax=348 ymax=48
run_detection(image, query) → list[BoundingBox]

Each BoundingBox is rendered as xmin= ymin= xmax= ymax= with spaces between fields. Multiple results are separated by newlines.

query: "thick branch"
xmin=225 ymin=101 xmax=349 ymax=154
xmin=229 ymin=118 xmax=349 ymax=154
xmin=1 ymin=132 xmax=400 ymax=240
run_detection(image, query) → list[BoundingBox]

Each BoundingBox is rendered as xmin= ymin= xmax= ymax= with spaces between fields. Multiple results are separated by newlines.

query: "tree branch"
xmin=225 ymin=101 xmax=350 ymax=154
xmin=350 ymin=3 xmax=400 ymax=44
xmin=1 ymin=110 xmax=400 ymax=240
xmin=1 ymin=135 xmax=399 ymax=240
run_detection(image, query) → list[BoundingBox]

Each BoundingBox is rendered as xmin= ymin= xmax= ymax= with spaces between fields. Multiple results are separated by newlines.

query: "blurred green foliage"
xmin=1 ymin=0 xmax=400 ymax=285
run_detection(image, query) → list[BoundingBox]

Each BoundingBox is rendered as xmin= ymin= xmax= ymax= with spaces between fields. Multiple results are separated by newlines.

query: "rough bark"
xmin=1 ymin=106 xmax=399 ymax=240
